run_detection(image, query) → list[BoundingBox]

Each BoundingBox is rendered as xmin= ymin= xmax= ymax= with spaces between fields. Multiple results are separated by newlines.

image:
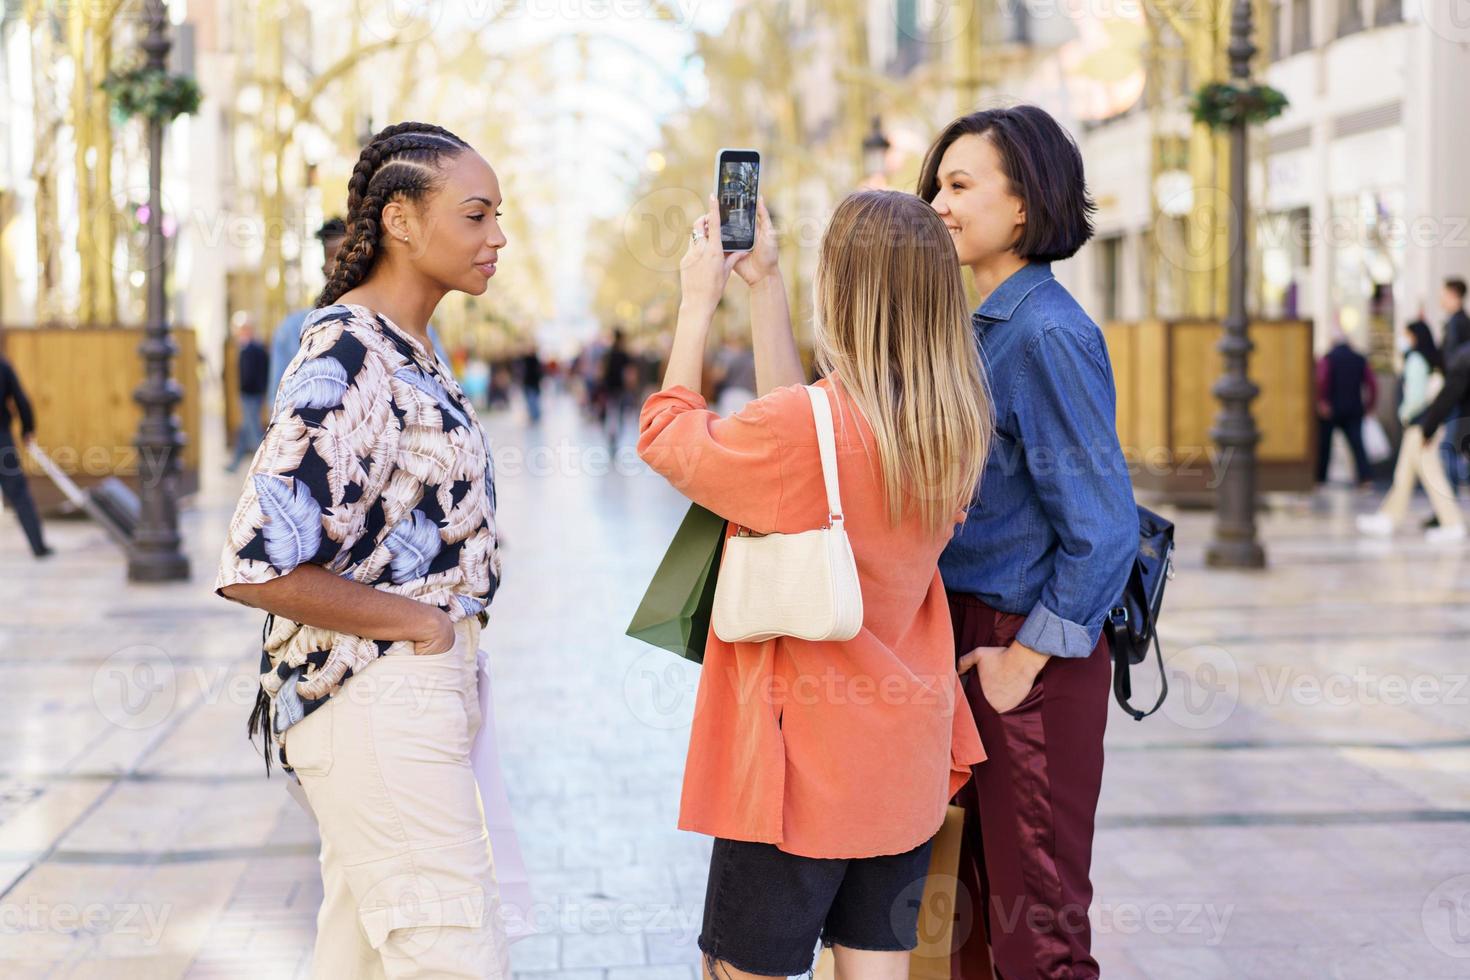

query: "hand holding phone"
xmin=679 ymin=195 xmax=742 ymax=318
xmin=732 ymin=197 xmax=778 ymax=287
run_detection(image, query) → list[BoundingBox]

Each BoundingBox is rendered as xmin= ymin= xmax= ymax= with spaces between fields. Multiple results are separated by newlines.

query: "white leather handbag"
xmin=711 ymin=385 xmax=864 ymax=643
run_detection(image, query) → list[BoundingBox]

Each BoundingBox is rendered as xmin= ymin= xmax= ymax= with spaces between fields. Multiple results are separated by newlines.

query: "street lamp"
xmin=861 ymin=116 xmax=891 ymax=187
xmin=1204 ymin=0 xmax=1266 ymax=569
xmin=128 ymin=0 xmax=190 ymax=582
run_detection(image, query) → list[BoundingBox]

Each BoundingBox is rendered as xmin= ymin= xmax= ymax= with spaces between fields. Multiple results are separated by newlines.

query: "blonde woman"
xmin=638 ymin=190 xmax=991 ymax=980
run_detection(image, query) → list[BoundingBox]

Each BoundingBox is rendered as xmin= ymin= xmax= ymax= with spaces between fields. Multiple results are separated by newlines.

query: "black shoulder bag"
xmin=1104 ymin=505 xmax=1174 ymax=721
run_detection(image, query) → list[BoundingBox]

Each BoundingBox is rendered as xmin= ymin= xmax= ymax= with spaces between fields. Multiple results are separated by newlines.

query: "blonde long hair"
xmin=812 ymin=190 xmax=992 ymax=537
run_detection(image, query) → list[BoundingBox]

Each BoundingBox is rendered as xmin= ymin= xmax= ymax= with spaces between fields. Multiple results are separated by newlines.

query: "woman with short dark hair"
xmin=920 ymin=105 xmax=1137 ymax=979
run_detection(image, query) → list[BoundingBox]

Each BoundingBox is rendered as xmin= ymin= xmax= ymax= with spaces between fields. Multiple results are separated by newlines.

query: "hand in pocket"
xmin=963 ymin=641 xmax=1047 ymax=714
xmin=408 ymin=606 xmax=456 ymax=655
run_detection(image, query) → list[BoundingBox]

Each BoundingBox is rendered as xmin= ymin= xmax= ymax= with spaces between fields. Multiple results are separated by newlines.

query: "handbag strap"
xmin=804 ymin=385 xmax=845 ymax=524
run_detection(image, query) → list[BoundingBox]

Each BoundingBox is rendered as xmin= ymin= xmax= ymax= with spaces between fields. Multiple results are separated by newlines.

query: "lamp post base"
xmin=1204 ymin=537 xmax=1266 ymax=569
xmin=127 ymin=551 xmax=191 ymax=583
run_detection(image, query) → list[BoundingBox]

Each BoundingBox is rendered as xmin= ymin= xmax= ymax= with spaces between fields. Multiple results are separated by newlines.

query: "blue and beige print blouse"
xmin=214 ymin=303 xmax=501 ymax=742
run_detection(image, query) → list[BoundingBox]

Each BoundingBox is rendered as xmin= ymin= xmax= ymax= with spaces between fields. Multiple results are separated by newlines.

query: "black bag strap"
xmin=1114 ymin=594 xmax=1168 ymax=721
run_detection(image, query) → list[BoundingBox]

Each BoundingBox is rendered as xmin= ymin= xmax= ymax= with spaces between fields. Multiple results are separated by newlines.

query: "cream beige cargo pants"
xmin=285 ymin=617 xmax=510 ymax=979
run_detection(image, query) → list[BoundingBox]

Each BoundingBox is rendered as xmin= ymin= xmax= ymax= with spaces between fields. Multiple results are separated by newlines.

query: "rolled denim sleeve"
xmin=1012 ymin=325 xmax=1137 ymax=658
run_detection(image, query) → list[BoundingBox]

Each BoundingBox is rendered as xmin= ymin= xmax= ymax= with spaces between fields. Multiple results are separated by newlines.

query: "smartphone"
xmin=714 ymin=148 xmax=760 ymax=253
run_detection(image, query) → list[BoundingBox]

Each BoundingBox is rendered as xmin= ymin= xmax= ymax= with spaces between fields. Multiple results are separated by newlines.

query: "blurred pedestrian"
xmin=227 ymin=314 xmax=270 ymax=472
xmin=0 ymin=351 xmax=51 ymax=558
xmin=1357 ymin=320 xmax=1462 ymax=538
xmin=1435 ymin=277 xmax=1470 ymax=505
xmin=711 ymin=335 xmax=756 ymax=415
xmin=269 ymin=217 xmax=451 ymax=409
xmin=1404 ymin=341 xmax=1470 ymax=544
xmin=1315 ymin=327 xmax=1378 ymax=487
xmin=268 ymin=218 xmax=349 ymax=404
xmin=601 ymin=328 xmax=633 ymax=448
xmin=519 ymin=345 xmax=544 ymax=423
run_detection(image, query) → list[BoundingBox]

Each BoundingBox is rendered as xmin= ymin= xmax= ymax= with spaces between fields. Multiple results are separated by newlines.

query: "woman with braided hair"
xmin=214 ymin=122 xmax=512 ymax=978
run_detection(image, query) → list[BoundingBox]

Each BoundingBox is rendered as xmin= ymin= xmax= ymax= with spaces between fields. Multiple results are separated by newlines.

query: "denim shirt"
xmin=939 ymin=262 xmax=1137 ymax=658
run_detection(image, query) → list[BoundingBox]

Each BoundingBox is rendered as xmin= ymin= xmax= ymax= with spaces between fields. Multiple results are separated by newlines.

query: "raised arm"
xmin=644 ymin=193 xmax=790 ymax=532
xmin=733 ymin=198 xmax=805 ymax=395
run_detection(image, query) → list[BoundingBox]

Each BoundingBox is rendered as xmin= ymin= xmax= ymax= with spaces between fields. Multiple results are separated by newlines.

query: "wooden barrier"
xmin=0 ymin=326 xmax=201 ymax=512
xmin=1101 ymin=318 xmax=1316 ymax=500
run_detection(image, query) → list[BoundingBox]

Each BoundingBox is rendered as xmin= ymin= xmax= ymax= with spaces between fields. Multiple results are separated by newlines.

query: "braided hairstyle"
xmin=316 ymin=122 xmax=472 ymax=308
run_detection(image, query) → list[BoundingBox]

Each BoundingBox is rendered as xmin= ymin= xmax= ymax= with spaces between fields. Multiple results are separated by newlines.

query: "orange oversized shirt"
xmin=637 ymin=376 xmax=985 ymax=859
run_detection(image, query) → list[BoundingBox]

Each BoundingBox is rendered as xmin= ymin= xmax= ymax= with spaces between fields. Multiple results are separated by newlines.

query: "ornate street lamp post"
xmin=128 ymin=0 xmax=190 ymax=582
xmin=1205 ymin=0 xmax=1266 ymax=569
xmin=861 ymin=116 xmax=890 ymax=187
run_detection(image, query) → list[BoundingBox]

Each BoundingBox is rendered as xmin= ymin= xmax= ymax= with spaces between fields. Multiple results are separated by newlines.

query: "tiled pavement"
xmin=1 ymin=388 xmax=1468 ymax=979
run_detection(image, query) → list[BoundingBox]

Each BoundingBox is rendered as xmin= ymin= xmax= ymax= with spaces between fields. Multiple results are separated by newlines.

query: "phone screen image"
xmin=717 ymin=155 xmax=759 ymax=251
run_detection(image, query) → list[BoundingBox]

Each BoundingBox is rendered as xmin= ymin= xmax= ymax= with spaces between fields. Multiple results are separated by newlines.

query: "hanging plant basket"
xmin=102 ymin=66 xmax=202 ymax=125
xmin=1190 ymin=82 xmax=1288 ymax=131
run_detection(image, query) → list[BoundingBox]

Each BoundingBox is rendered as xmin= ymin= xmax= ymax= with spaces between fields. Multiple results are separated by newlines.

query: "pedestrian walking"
xmin=1358 ymin=319 xmax=1464 ymax=539
xmin=1435 ymin=277 xmax=1470 ymax=503
xmin=215 ymin=122 xmax=511 ymax=979
xmin=1315 ymin=327 xmax=1379 ymax=487
xmin=518 ymin=345 xmax=544 ymax=423
xmin=601 ymin=328 xmax=633 ymax=448
xmin=1402 ymin=340 xmax=1470 ymax=545
xmin=921 ymin=105 xmax=1137 ymax=979
xmin=0 ymin=352 xmax=51 ymax=558
xmin=227 ymin=315 xmax=270 ymax=472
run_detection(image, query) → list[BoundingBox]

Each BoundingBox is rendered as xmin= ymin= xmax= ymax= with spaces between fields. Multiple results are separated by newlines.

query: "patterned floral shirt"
xmin=214 ymin=303 xmax=501 ymax=750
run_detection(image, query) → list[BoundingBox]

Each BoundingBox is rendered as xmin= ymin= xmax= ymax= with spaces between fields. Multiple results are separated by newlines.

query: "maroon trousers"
xmin=947 ymin=592 xmax=1110 ymax=980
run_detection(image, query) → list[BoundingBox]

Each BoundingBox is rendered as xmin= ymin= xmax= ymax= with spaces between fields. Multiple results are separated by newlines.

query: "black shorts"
xmin=697 ymin=834 xmax=936 ymax=977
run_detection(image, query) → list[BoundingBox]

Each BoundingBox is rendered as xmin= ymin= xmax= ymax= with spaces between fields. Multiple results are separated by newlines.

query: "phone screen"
xmin=716 ymin=152 xmax=759 ymax=251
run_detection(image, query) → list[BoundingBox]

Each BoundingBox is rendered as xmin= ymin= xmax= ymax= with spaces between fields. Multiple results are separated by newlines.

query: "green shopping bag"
xmin=626 ymin=503 xmax=727 ymax=665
